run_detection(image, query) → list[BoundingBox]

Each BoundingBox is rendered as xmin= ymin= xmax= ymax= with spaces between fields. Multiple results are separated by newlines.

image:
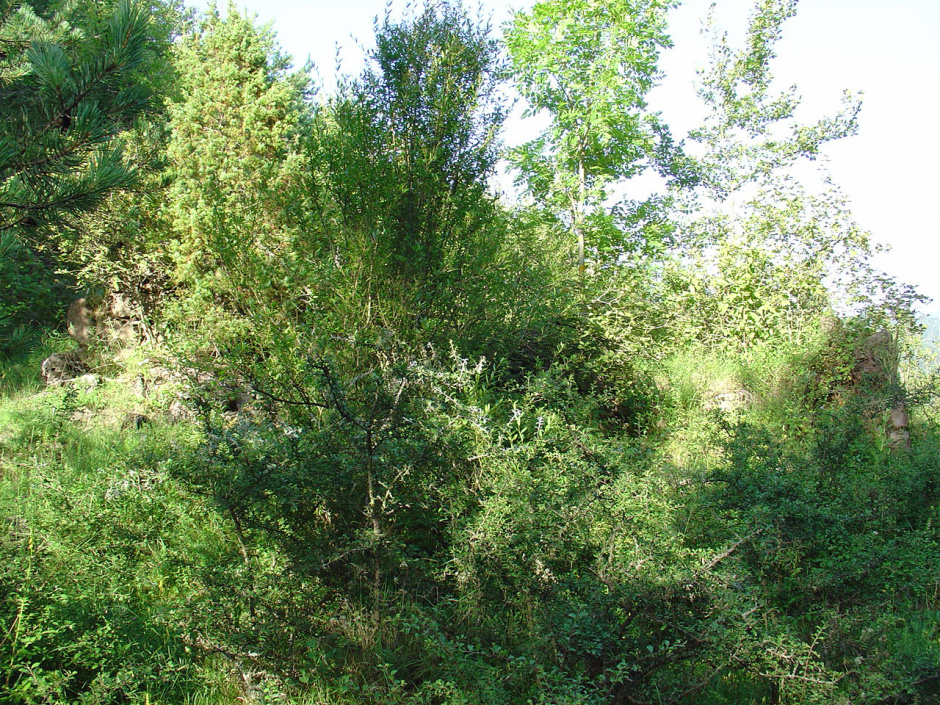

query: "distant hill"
xmin=923 ymin=313 xmax=940 ymax=341
xmin=918 ymin=313 xmax=940 ymax=361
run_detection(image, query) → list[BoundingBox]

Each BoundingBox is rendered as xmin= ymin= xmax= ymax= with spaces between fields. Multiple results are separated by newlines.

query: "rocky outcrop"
xmin=67 ymin=293 xmax=140 ymax=349
xmin=852 ymin=328 xmax=910 ymax=450
xmin=41 ymin=352 xmax=88 ymax=385
xmin=66 ymin=298 xmax=96 ymax=347
xmin=46 ymin=292 xmax=140 ymax=387
xmin=49 ymin=294 xmax=257 ymax=423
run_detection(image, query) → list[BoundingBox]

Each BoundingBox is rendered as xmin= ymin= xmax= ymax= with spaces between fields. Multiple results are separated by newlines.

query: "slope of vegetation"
xmin=1 ymin=1 xmax=938 ymax=703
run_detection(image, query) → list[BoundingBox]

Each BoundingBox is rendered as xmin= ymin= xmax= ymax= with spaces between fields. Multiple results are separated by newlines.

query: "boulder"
xmin=41 ymin=352 xmax=88 ymax=385
xmin=109 ymin=292 xmax=135 ymax=319
xmin=887 ymin=407 xmax=911 ymax=450
xmin=67 ymin=298 xmax=96 ymax=347
xmin=66 ymin=293 xmax=141 ymax=349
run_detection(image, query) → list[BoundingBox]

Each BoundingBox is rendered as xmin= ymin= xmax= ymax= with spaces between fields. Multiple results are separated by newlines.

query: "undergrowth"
xmin=0 ymin=327 xmax=938 ymax=704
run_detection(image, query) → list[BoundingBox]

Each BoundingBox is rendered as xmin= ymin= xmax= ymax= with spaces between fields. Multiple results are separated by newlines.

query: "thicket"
xmin=1 ymin=0 xmax=938 ymax=704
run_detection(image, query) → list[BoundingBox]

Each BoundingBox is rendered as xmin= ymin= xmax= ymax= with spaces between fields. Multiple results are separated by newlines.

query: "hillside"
xmin=1 ymin=1 xmax=938 ymax=704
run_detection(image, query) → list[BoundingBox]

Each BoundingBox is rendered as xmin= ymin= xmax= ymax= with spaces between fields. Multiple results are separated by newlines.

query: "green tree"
xmin=689 ymin=0 xmax=859 ymax=201
xmin=504 ymin=0 xmax=678 ymax=276
xmin=323 ymin=0 xmax=507 ymax=345
xmin=165 ymin=1 xmax=312 ymax=327
xmin=0 ymin=0 xmax=151 ymax=233
xmin=667 ymin=0 xmax=923 ymax=352
xmin=0 ymin=0 xmax=155 ymax=357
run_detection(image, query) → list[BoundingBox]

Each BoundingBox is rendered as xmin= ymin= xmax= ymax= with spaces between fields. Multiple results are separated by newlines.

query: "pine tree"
xmin=0 ymin=0 xmax=153 ymax=358
xmin=0 ymin=0 xmax=151 ymax=233
xmin=164 ymin=2 xmax=312 ymax=321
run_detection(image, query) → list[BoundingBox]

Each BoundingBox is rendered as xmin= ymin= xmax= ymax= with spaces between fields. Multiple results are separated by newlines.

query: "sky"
xmin=193 ymin=0 xmax=940 ymax=314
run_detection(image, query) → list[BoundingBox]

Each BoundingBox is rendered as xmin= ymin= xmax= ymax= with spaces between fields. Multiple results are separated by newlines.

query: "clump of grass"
xmin=0 ymin=330 xmax=75 ymax=397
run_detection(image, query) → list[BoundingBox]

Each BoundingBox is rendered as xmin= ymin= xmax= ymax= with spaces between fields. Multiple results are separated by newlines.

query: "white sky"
xmin=195 ymin=0 xmax=940 ymax=313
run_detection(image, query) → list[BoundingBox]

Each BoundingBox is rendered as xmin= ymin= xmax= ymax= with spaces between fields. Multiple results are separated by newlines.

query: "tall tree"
xmin=505 ymin=0 xmax=678 ymax=277
xmin=668 ymin=0 xmax=923 ymax=351
xmin=0 ymin=0 xmax=157 ymax=357
xmin=165 ymin=1 xmax=312 ymax=318
xmin=324 ymin=0 xmax=507 ymax=342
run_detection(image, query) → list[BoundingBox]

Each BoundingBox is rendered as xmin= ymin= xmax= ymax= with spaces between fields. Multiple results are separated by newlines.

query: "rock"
xmin=115 ymin=321 xmax=137 ymax=344
xmin=167 ymin=399 xmax=193 ymax=423
xmin=67 ymin=298 xmax=96 ymax=347
xmin=109 ymin=292 xmax=135 ymax=319
xmin=66 ymin=293 xmax=142 ymax=349
xmin=102 ymin=319 xmax=138 ymax=349
xmin=885 ymin=412 xmax=913 ymax=449
xmin=147 ymin=366 xmax=174 ymax=384
xmin=887 ymin=406 xmax=911 ymax=450
xmin=73 ymin=373 xmax=101 ymax=392
xmin=69 ymin=408 xmax=95 ymax=423
xmin=854 ymin=328 xmax=898 ymax=384
xmin=706 ymin=388 xmax=755 ymax=413
xmin=41 ymin=352 xmax=88 ymax=385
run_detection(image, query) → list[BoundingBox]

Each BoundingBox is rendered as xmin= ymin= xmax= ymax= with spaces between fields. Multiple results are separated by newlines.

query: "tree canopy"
xmin=505 ymin=0 xmax=681 ymax=274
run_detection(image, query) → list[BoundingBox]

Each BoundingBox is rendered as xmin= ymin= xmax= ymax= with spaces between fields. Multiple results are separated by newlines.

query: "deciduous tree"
xmin=668 ymin=0 xmax=924 ymax=351
xmin=505 ymin=0 xmax=678 ymax=276
xmin=324 ymin=0 xmax=507 ymax=341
